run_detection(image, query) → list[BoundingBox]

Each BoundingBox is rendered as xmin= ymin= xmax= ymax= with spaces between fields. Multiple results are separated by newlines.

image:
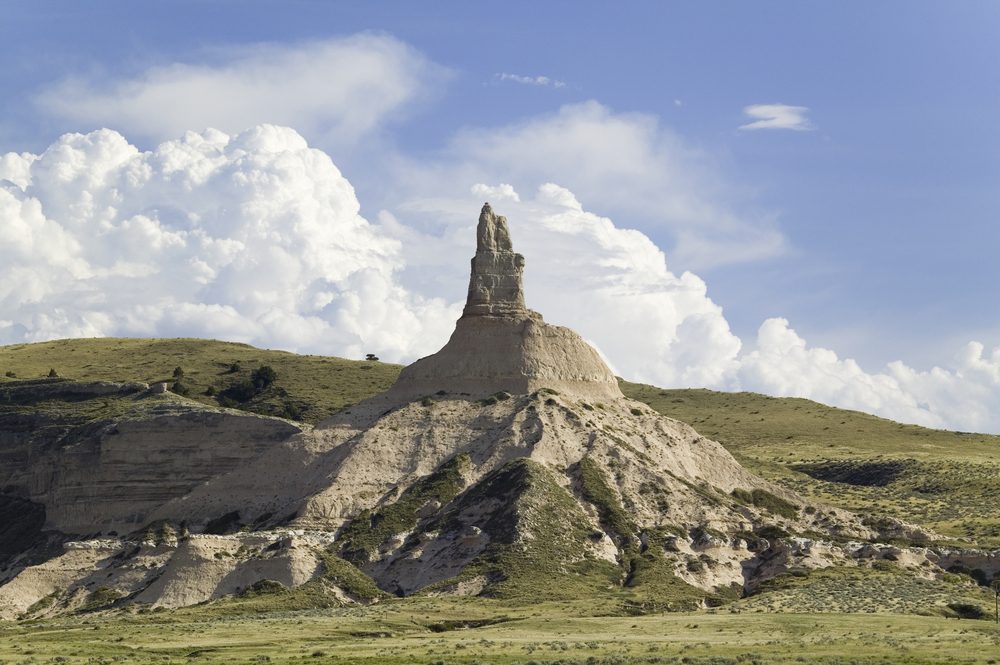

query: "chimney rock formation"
xmin=464 ymin=203 xmax=526 ymax=316
xmin=388 ymin=203 xmax=623 ymax=402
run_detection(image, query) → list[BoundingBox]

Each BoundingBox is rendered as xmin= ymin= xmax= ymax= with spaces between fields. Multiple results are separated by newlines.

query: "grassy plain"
xmin=4 ymin=597 xmax=1000 ymax=665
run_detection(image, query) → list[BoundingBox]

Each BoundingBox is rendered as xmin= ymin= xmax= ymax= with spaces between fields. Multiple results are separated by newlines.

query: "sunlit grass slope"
xmin=625 ymin=385 xmax=1000 ymax=545
xmin=0 ymin=338 xmax=399 ymax=424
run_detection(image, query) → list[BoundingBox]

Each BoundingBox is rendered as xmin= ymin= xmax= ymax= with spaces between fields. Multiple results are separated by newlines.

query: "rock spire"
xmin=386 ymin=204 xmax=624 ymax=402
xmin=464 ymin=203 xmax=526 ymax=316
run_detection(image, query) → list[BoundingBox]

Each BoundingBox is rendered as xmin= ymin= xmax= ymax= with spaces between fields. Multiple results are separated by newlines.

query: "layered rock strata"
xmin=463 ymin=203 xmax=526 ymax=316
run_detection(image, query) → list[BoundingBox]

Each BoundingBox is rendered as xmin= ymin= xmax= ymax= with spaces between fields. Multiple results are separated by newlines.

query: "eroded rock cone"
xmin=389 ymin=203 xmax=623 ymax=402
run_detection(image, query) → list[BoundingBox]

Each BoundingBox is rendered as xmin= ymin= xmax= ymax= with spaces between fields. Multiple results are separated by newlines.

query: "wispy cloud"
xmin=495 ymin=73 xmax=566 ymax=88
xmin=34 ymin=35 xmax=449 ymax=146
xmin=739 ymin=103 xmax=813 ymax=131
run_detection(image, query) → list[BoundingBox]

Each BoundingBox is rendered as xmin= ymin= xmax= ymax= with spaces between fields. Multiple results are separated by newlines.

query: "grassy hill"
xmin=3 ymin=337 xmax=999 ymax=544
xmin=0 ymin=338 xmax=399 ymax=423
xmin=625 ymin=385 xmax=1000 ymax=546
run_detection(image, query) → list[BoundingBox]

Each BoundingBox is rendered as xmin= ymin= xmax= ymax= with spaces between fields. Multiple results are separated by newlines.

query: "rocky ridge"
xmin=1 ymin=204 xmax=989 ymax=620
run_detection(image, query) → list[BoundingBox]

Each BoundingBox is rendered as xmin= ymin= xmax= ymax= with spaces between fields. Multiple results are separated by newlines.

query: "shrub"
xmin=4 ymin=371 xmax=14 ymax=378
xmin=280 ymin=401 xmax=302 ymax=420
xmin=47 ymin=368 xmax=58 ymax=377
xmin=754 ymin=524 xmax=789 ymax=540
xmin=170 ymin=381 xmax=190 ymax=396
xmin=220 ymin=380 xmax=257 ymax=403
xmin=228 ymin=362 xmax=241 ymax=373
xmin=240 ymin=579 xmax=286 ymax=596
xmin=947 ymin=602 xmax=987 ymax=619
xmin=365 ymin=353 xmax=379 ymax=361
xmin=732 ymin=488 xmax=798 ymax=519
xmin=172 ymin=366 xmax=184 ymax=378
xmin=251 ymin=365 xmax=277 ymax=391
xmin=218 ymin=366 xmax=277 ymax=404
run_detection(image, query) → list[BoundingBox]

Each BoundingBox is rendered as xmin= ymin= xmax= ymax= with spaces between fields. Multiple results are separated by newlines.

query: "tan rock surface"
xmin=389 ymin=202 xmax=623 ymax=403
xmin=0 ymin=400 xmax=302 ymax=535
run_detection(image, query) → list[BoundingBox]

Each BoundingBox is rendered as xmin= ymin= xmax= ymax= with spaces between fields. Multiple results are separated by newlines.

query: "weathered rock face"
xmin=0 ymin=393 xmax=302 ymax=536
xmin=463 ymin=203 xmax=526 ymax=316
xmin=389 ymin=203 xmax=623 ymax=402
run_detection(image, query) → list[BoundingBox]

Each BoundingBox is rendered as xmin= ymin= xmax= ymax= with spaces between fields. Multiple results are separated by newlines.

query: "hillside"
xmin=4 ymin=337 xmax=998 ymax=545
xmin=626 ymin=385 xmax=1000 ymax=546
xmin=0 ymin=337 xmax=399 ymax=422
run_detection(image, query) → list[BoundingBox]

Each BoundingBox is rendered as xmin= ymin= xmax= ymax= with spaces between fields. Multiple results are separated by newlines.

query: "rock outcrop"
xmin=0 ymin=391 xmax=302 ymax=537
xmin=0 ymin=204 xmax=963 ymax=619
xmin=463 ymin=203 xmax=526 ymax=316
xmin=388 ymin=203 xmax=623 ymax=402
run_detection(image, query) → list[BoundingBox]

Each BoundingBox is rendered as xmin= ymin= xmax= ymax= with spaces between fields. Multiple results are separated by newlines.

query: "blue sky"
xmin=1 ymin=2 xmax=999 ymax=431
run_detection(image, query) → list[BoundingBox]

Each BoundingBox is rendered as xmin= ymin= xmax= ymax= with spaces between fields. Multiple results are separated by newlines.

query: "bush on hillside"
xmin=218 ymin=366 xmax=278 ymax=405
xmin=251 ymin=366 xmax=277 ymax=391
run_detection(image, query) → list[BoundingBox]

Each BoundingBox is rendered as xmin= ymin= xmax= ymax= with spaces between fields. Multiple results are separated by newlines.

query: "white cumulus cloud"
xmin=384 ymin=177 xmax=1000 ymax=433
xmin=496 ymin=183 xmax=743 ymax=387
xmin=739 ymin=103 xmax=813 ymax=131
xmin=34 ymin=34 xmax=449 ymax=147
xmin=3 ymin=126 xmax=1000 ymax=433
xmin=390 ymin=101 xmax=788 ymax=270
xmin=0 ymin=126 xmax=457 ymax=361
xmin=734 ymin=318 xmax=1000 ymax=433
xmin=470 ymin=183 xmax=520 ymax=203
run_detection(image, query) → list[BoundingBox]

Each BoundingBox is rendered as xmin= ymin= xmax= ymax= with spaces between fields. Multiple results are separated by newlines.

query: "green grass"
xmin=338 ymin=454 xmax=470 ymax=564
xmin=0 ymin=338 xmax=400 ymax=423
xmin=730 ymin=488 xmax=799 ymax=520
xmin=3 ymin=597 xmax=1000 ymax=664
xmin=738 ymin=564 xmax=994 ymax=616
xmin=623 ymin=384 xmax=1000 ymax=545
xmin=427 ymin=458 xmax=624 ymax=602
xmin=577 ymin=456 xmax=637 ymax=545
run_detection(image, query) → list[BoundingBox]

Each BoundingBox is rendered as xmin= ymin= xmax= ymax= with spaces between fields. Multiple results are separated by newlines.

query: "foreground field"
xmin=3 ymin=597 xmax=999 ymax=664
